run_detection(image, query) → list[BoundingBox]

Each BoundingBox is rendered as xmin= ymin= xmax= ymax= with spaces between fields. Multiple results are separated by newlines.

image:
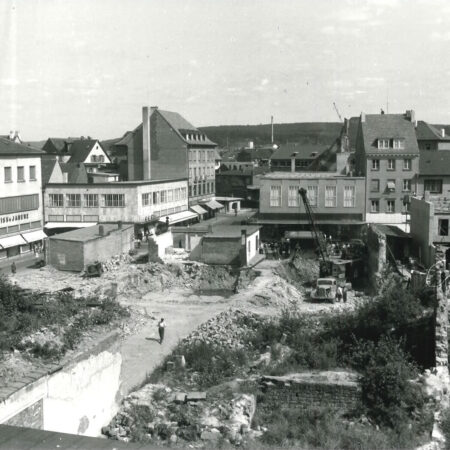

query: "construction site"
xmin=1 ymin=195 xmax=450 ymax=450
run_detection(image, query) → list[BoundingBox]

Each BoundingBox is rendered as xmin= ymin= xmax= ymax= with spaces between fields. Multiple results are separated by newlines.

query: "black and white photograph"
xmin=1 ymin=0 xmax=450 ymax=448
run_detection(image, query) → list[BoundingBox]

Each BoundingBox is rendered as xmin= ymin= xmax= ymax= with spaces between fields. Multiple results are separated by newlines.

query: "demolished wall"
xmin=0 ymin=332 xmax=122 ymax=437
xmin=258 ymin=372 xmax=360 ymax=414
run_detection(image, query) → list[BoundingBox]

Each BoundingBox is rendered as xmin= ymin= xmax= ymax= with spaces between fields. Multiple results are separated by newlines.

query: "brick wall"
xmin=5 ymin=399 xmax=43 ymax=429
xmin=258 ymin=373 xmax=360 ymax=413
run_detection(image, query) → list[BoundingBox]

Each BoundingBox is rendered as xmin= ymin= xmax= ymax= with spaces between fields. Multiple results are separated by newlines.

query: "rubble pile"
xmin=181 ymin=309 xmax=264 ymax=350
xmin=103 ymin=383 xmax=259 ymax=446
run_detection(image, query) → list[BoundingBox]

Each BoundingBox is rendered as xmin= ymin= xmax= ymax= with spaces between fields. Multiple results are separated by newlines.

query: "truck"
xmin=310 ymin=277 xmax=338 ymax=303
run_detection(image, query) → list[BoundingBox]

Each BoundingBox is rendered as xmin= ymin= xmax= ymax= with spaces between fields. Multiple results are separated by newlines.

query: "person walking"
xmin=158 ymin=318 xmax=166 ymax=344
xmin=336 ymin=285 xmax=343 ymax=303
xmin=11 ymin=262 xmax=16 ymax=274
xmin=343 ymin=285 xmax=348 ymax=303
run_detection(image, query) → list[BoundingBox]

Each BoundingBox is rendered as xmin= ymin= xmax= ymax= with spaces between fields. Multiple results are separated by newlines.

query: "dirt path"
xmin=117 ymin=258 xmax=350 ymax=395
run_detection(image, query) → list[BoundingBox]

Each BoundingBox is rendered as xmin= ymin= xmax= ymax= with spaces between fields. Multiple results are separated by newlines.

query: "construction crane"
xmin=333 ymin=102 xmax=343 ymax=123
xmin=298 ymin=188 xmax=331 ymax=276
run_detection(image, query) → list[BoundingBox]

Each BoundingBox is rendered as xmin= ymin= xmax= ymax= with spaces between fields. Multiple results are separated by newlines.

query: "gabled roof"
xmin=270 ymin=143 xmax=329 ymax=161
xmin=67 ymin=139 xmax=100 ymax=163
xmin=416 ymin=121 xmax=450 ymax=141
xmin=43 ymin=137 xmax=76 ymax=154
xmin=0 ymin=137 xmax=44 ymax=155
xmin=59 ymin=162 xmax=88 ymax=183
xmin=158 ymin=109 xmax=217 ymax=146
xmin=419 ymin=150 xmax=450 ymax=176
xmin=359 ymin=113 xmax=419 ymax=155
xmin=41 ymin=157 xmax=58 ymax=185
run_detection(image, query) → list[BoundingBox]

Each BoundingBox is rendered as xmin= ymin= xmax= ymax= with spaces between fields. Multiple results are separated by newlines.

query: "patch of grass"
xmin=0 ymin=275 xmax=129 ymax=358
xmin=253 ymin=405 xmax=424 ymax=449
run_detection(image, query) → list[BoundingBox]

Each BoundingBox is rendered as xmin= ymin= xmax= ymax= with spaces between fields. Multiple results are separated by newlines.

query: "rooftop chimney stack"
xmin=291 ymin=152 xmax=298 ymax=173
xmin=142 ymin=106 xmax=157 ymax=180
xmin=442 ymin=128 xmax=446 ymax=138
xmin=361 ymin=112 xmax=366 ymax=122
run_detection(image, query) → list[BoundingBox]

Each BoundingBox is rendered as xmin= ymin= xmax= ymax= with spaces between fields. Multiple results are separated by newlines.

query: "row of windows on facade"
xmin=370 ymin=179 xmax=412 ymax=193
xmin=269 ymin=185 xmax=356 ymax=208
xmin=370 ymin=159 xmax=412 ymax=170
xmin=189 ymin=166 xmax=215 ymax=178
xmin=370 ymin=199 xmax=408 ymax=213
xmin=47 ymin=205 xmax=186 ymax=223
xmin=0 ymin=194 xmax=39 ymax=216
xmin=377 ymin=138 xmax=405 ymax=150
xmin=90 ymin=155 xmax=105 ymax=163
xmin=271 ymin=160 xmax=310 ymax=168
xmin=0 ymin=220 xmax=42 ymax=236
xmin=188 ymin=149 xmax=216 ymax=162
xmin=3 ymin=165 xmax=37 ymax=182
xmin=49 ymin=188 xmax=188 ymax=208
xmin=189 ymin=180 xmax=215 ymax=198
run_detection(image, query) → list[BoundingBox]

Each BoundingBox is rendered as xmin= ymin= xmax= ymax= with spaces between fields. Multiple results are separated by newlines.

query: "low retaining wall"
xmin=0 ymin=332 xmax=122 ymax=437
xmin=259 ymin=371 xmax=361 ymax=413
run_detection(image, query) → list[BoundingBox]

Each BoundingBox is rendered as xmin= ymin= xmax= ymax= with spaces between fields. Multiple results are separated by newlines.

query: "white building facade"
xmin=0 ymin=140 xmax=46 ymax=260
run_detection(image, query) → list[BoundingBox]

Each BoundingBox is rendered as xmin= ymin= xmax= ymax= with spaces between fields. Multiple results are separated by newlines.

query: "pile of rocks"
xmin=181 ymin=309 xmax=264 ymax=350
xmin=103 ymin=382 xmax=259 ymax=446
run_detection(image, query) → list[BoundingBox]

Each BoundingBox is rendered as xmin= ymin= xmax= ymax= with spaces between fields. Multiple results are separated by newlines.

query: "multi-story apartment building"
xmin=44 ymin=179 xmax=192 ymax=235
xmin=0 ymin=138 xmax=46 ymax=261
xmin=255 ymin=170 xmax=365 ymax=239
xmin=110 ymin=107 xmax=218 ymax=207
xmin=354 ymin=110 xmax=419 ymax=230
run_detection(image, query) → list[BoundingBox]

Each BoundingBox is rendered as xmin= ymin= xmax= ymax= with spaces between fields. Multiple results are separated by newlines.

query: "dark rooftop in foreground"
xmin=49 ymin=223 xmax=133 ymax=243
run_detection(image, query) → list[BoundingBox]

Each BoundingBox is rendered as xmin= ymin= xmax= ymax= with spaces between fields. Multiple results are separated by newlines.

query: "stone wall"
xmin=5 ymin=399 xmax=43 ymax=429
xmin=258 ymin=372 xmax=360 ymax=413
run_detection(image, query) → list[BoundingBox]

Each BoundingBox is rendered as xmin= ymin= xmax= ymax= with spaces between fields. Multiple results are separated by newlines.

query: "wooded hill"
xmin=199 ymin=122 xmax=343 ymax=148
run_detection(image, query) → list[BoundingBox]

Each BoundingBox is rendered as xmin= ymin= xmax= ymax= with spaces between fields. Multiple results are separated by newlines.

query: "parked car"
xmin=310 ymin=277 xmax=338 ymax=303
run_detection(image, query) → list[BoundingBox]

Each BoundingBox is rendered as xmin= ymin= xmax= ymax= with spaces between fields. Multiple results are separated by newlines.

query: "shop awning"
xmin=45 ymin=222 xmax=97 ymax=229
xmin=203 ymin=200 xmax=224 ymax=210
xmin=159 ymin=210 xmax=198 ymax=225
xmin=190 ymin=205 xmax=208 ymax=215
xmin=284 ymin=231 xmax=316 ymax=239
xmin=0 ymin=234 xmax=27 ymax=249
xmin=21 ymin=229 xmax=48 ymax=243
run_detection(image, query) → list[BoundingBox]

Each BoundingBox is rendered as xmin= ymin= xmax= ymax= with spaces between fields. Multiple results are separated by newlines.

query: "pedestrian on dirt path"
xmin=158 ymin=318 xmax=166 ymax=344
xmin=343 ymin=286 xmax=348 ymax=303
xmin=336 ymin=285 xmax=343 ymax=303
xmin=11 ymin=262 xmax=16 ymax=274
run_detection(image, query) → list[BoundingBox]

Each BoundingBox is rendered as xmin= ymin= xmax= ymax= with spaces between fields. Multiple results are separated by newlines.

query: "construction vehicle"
xmin=298 ymin=188 xmax=365 ymax=283
xmin=298 ymin=188 xmax=332 ymax=277
xmin=310 ymin=277 xmax=338 ymax=303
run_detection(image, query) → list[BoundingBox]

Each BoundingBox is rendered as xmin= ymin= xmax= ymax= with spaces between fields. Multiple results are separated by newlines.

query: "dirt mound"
xmin=277 ymin=254 xmax=319 ymax=287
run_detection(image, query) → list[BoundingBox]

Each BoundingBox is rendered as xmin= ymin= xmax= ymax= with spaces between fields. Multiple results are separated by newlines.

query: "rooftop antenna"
xmin=271 ymin=115 xmax=274 ymax=144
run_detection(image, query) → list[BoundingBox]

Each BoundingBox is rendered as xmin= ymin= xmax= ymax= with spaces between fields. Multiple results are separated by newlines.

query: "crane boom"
xmin=298 ymin=188 xmax=329 ymax=263
xmin=333 ymin=102 xmax=343 ymax=122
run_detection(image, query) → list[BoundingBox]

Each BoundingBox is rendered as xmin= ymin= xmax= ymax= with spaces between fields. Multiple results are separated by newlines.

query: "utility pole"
xmin=271 ymin=115 xmax=274 ymax=144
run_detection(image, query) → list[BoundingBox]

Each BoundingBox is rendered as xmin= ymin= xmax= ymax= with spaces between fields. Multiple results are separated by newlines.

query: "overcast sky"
xmin=1 ymin=0 xmax=450 ymax=140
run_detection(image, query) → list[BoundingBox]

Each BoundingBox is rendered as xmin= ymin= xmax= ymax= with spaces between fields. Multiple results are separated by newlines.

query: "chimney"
xmin=99 ymin=225 xmax=105 ymax=236
xmin=241 ymin=229 xmax=247 ymax=246
xmin=406 ymin=109 xmax=416 ymax=125
xmin=8 ymin=130 xmax=14 ymax=140
xmin=291 ymin=152 xmax=298 ymax=173
xmin=142 ymin=106 xmax=151 ymax=180
xmin=442 ymin=128 xmax=446 ymax=138
xmin=361 ymin=112 xmax=365 ymax=122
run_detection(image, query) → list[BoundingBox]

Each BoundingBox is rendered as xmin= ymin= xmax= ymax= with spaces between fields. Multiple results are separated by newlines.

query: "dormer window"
xmin=378 ymin=138 xmax=389 ymax=149
xmin=393 ymin=139 xmax=405 ymax=149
